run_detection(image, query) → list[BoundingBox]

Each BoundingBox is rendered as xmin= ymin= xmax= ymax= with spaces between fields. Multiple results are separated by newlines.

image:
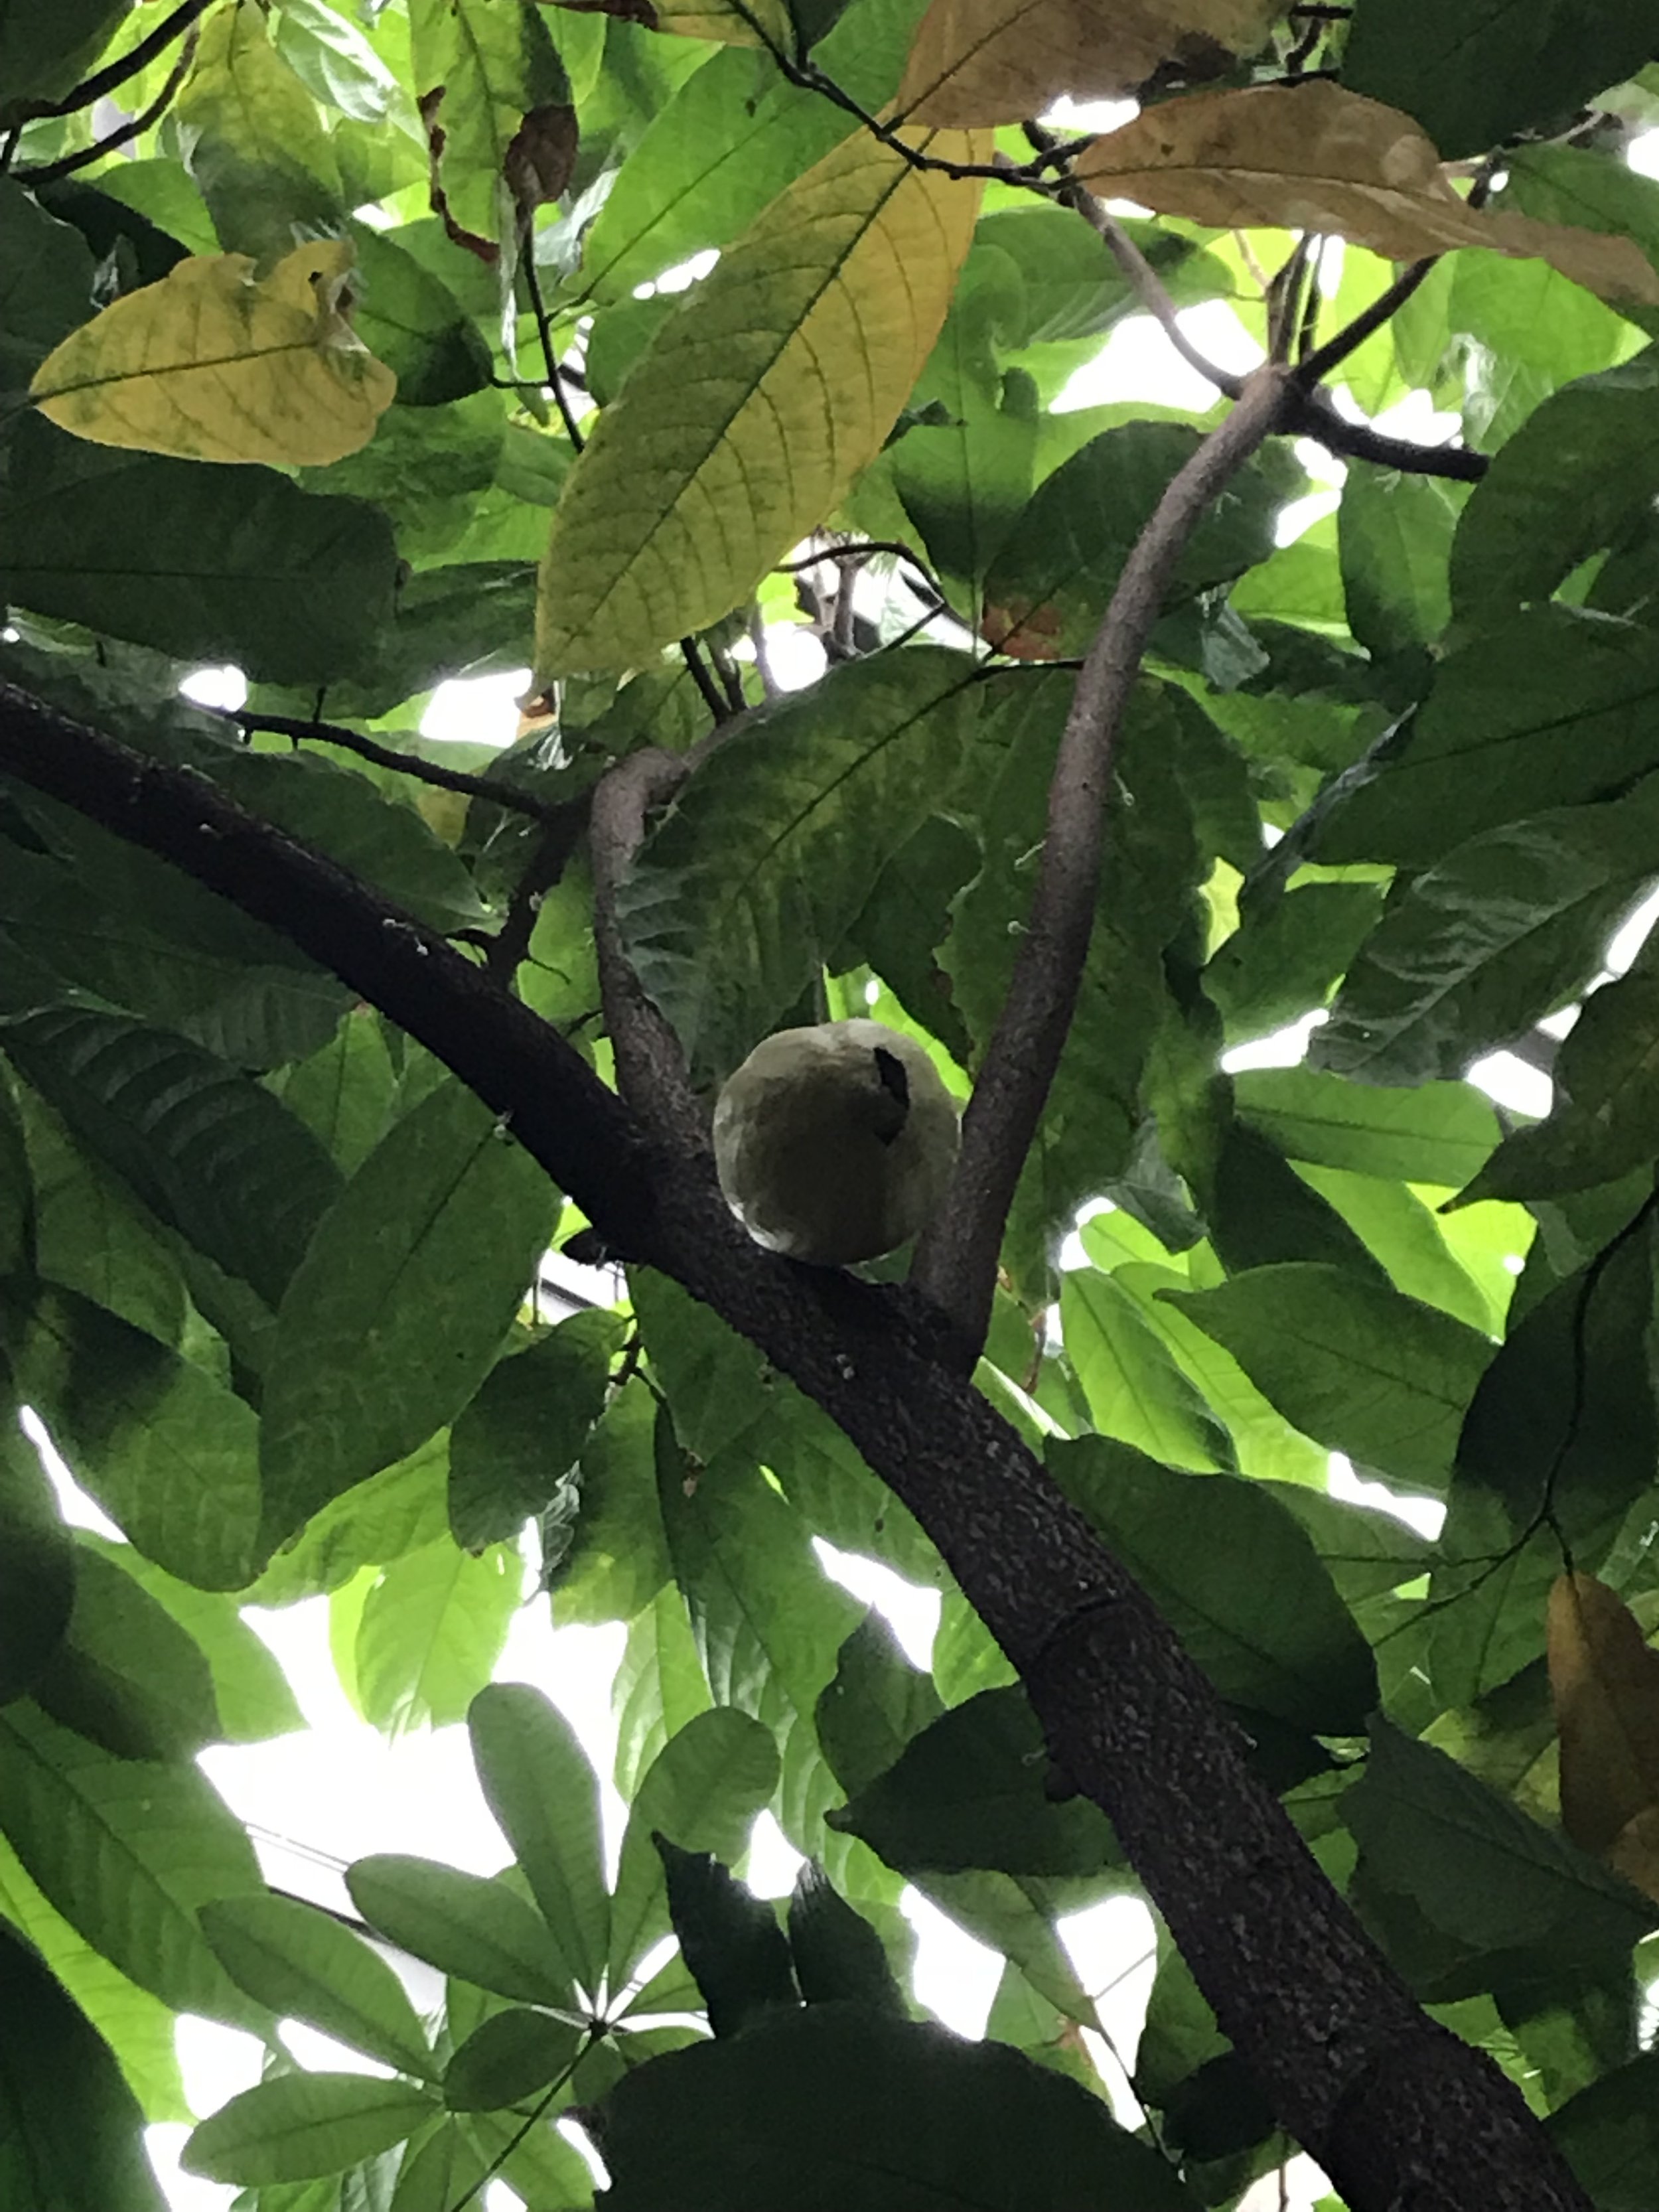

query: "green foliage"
xmin=6 ymin=2 xmax=1659 ymax=2207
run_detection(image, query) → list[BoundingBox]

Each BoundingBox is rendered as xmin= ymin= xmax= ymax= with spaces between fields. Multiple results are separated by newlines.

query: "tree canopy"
xmin=5 ymin=3 xmax=1659 ymax=2210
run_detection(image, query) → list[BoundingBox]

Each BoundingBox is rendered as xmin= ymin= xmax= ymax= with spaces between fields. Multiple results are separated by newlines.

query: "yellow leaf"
xmin=536 ymin=126 xmax=989 ymax=676
xmin=545 ymin=0 xmax=794 ymax=48
xmin=901 ymin=0 xmax=1275 ymax=129
xmin=1074 ymin=82 xmax=1659 ymax=309
xmin=1548 ymin=1572 xmax=1659 ymax=1856
xmin=29 ymin=242 xmax=397 ymax=468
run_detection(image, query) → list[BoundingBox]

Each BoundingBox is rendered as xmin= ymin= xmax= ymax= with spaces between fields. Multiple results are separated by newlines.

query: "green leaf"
xmin=259 ymin=1079 xmax=559 ymax=1545
xmin=450 ymin=1309 xmax=621 ymax=1549
xmin=1316 ymin=609 xmax=1659 ymax=869
xmin=73 ymin=1535 xmax=301 ymax=1741
xmin=1451 ymin=358 xmax=1659 ymax=620
xmin=1459 ymin=946 xmax=1659 ymax=1202
xmin=536 ymin=125 xmax=985 ymax=673
xmin=33 ymin=1544 xmax=220 ymax=1760
xmin=0 ymin=179 xmax=97 ymax=408
xmin=1338 ymin=463 xmax=1458 ymax=660
xmin=831 ymin=1687 xmax=1117 ymax=1878
xmin=577 ymin=0 xmax=926 ymax=303
xmin=1204 ymin=881 xmax=1386 ymax=1042
xmin=788 ymin=1862 xmax=905 ymax=2012
xmin=1316 ymin=783 xmax=1659 ymax=1086
xmin=1232 ymin=1066 xmax=1500 ymax=1187
xmin=1342 ymin=0 xmax=1659 ymax=155
xmin=175 ymin=0 xmax=344 ymax=259
xmin=0 ymin=1700 xmax=265 ymax=2027
xmin=346 ymin=1854 xmax=574 ymax=2006
xmin=346 ymin=222 xmax=492 ymax=407
xmin=468 ymin=1683 xmax=611 ymax=2002
xmin=1060 ymin=1270 xmax=1232 ymax=1472
xmin=553 ymin=1379 xmax=672 ymax=1627
xmin=1050 ymin=1436 xmax=1378 ymax=1733
xmin=817 ymin=1613 xmax=944 ymax=1799
xmin=1166 ymin=1263 xmax=1492 ymax=1493
xmin=617 ymin=647 xmax=976 ymax=1082
xmin=354 ymin=1538 xmax=521 ymax=1732
xmin=658 ymin=1836 xmax=798 ymax=2035
xmin=1346 ymin=1720 xmax=1656 ymax=1962
xmin=981 ymin=423 xmax=1292 ymax=658
xmin=0 ymin=415 xmax=396 ymax=686
xmin=443 ymin=2007 xmax=583 ymax=2112
xmin=182 ymin=2073 xmax=435 ymax=2187
xmin=17 ymin=1287 xmax=264 ymax=1591
xmin=316 ymin=560 xmax=538 ymax=721
xmin=0 ymin=1919 xmax=167 ymax=2212
xmin=0 ymin=1426 xmax=76 ymax=1704
xmin=591 ymin=2004 xmax=1199 ymax=2210
xmin=200 ymin=1893 xmax=435 ymax=2078
xmin=613 ymin=1586 xmax=713 ymax=1802
xmin=0 ymin=0 xmax=129 ymax=118
xmin=409 ymin=0 xmax=569 ymax=256
xmin=1547 ymin=2048 xmax=1659 ymax=2212
xmin=609 ymin=1708 xmax=780 ymax=1988
xmin=3 ymin=1005 xmax=341 ymax=1307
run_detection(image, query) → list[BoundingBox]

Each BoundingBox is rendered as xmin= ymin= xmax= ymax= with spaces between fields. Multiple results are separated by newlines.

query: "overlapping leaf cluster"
xmin=6 ymin=1 xmax=1659 ymax=2207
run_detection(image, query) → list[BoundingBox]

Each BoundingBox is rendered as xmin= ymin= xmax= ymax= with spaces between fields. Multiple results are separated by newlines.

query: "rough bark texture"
xmin=0 ymin=682 xmax=1594 ymax=2211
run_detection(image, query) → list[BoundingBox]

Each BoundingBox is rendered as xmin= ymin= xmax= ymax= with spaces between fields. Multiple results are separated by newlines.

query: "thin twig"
xmin=15 ymin=0 xmax=213 ymax=121
xmin=1026 ymin=122 xmax=1242 ymax=399
xmin=1296 ymin=256 xmax=1435 ymax=383
xmin=678 ymin=636 xmax=731 ymax=725
xmin=912 ymin=366 xmax=1296 ymax=1358
xmin=15 ymin=27 xmax=199 ymax=183
xmin=228 ymin=709 xmax=576 ymax=831
xmin=522 ymin=249 xmax=587 ymax=452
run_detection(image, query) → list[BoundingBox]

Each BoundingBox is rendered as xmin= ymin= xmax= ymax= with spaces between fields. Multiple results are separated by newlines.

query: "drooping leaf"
xmin=30 ymin=242 xmax=395 ymax=467
xmin=1073 ymin=84 xmax=1659 ymax=307
xmin=1166 ymin=1264 xmax=1492 ymax=1492
xmin=17 ymin=1288 xmax=264 ymax=1591
xmin=259 ymin=1079 xmax=559 ymax=1545
xmin=1060 ymin=1270 xmax=1232 ymax=1472
xmin=2 ymin=1004 xmax=341 ymax=1308
xmin=409 ymin=0 xmax=573 ymax=259
xmin=1343 ymin=0 xmax=1659 ymax=157
xmin=0 ymin=1700 xmax=265 ymax=2028
xmin=617 ymin=648 xmax=976 ymax=1081
xmin=352 ymin=1539 xmax=521 ymax=1732
xmin=1549 ymin=1574 xmax=1659 ymax=1860
xmin=658 ymin=1836 xmax=798 ymax=2035
xmin=536 ymin=123 xmax=989 ymax=672
xmin=1050 ymin=1436 xmax=1378 ymax=1734
xmin=174 ymin=0 xmax=344 ymax=258
xmin=0 ymin=1919 xmax=167 ymax=2212
xmin=591 ymin=2004 xmax=1200 ymax=2210
xmin=32 ymin=1545 xmax=220 ymax=1761
xmin=0 ymin=178 xmax=97 ymax=408
xmin=1231 ymin=1066 xmax=1501 ymax=1187
xmin=0 ymin=415 xmax=397 ymax=684
xmin=899 ymin=0 xmax=1276 ymax=126
xmin=1316 ymin=782 xmax=1659 ymax=1086
xmin=449 ymin=1309 xmax=621 ymax=1550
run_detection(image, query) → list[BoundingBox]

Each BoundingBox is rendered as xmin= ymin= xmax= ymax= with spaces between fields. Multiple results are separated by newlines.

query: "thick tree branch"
xmin=588 ymin=746 xmax=709 ymax=1155
xmin=912 ymin=366 xmax=1297 ymax=1355
xmin=0 ymin=676 xmax=1593 ymax=2212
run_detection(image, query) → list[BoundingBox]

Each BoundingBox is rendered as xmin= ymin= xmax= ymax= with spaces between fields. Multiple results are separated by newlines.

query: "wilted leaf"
xmin=1074 ymin=84 xmax=1659 ymax=308
xmin=30 ymin=241 xmax=396 ymax=467
xmin=901 ymin=0 xmax=1275 ymax=129
xmin=536 ymin=122 xmax=989 ymax=674
xmin=1549 ymin=1574 xmax=1659 ymax=1860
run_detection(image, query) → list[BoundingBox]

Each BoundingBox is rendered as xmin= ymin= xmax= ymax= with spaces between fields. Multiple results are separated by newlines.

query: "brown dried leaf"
xmin=506 ymin=104 xmax=579 ymax=234
xmin=1074 ymin=82 xmax=1659 ymax=308
xmin=1549 ymin=1572 xmax=1659 ymax=1856
xmin=899 ymin=0 xmax=1273 ymax=127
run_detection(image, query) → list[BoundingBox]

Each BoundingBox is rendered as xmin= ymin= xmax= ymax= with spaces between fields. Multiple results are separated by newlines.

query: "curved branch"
xmin=229 ymin=709 xmax=580 ymax=832
xmin=0 ymin=674 xmax=1592 ymax=2212
xmin=15 ymin=26 xmax=200 ymax=183
xmin=912 ymin=366 xmax=1297 ymax=1355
